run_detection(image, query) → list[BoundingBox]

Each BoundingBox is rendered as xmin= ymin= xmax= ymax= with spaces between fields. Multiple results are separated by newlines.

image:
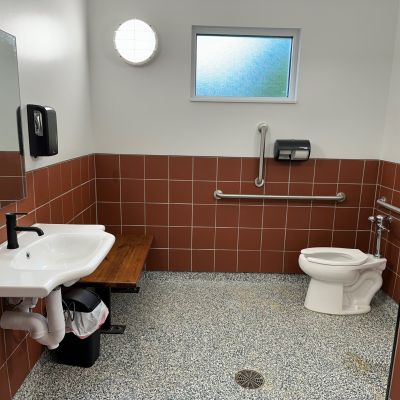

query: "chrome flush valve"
xmin=369 ymin=214 xmax=393 ymax=258
xmin=368 ymin=215 xmax=392 ymax=231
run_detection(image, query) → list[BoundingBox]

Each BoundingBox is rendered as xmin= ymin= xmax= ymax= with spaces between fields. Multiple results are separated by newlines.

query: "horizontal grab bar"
xmin=377 ymin=197 xmax=400 ymax=215
xmin=214 ymin=190 xmax=346 ymax=202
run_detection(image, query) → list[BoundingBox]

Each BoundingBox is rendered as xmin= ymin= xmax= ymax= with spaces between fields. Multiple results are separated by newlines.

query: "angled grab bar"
xmin=377 ymin=197 xmax=400 ymax=215
xmin=214 ymin=190 xmax=346 ymax=202
xmin=255 ymin=123 xmax=268 ymax=187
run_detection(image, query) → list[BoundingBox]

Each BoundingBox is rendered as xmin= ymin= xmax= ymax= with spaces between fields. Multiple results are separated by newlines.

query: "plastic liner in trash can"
xmin=56 ymin=288 xmax=108 ymax=368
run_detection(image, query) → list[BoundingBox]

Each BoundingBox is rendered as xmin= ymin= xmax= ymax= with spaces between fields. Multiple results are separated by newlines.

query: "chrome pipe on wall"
xmin=254 ymin=123 xmax=268 ymax=187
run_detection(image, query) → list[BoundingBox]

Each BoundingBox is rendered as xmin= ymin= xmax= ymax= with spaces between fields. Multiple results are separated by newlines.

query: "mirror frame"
xmin=0 ymin=29 xmax=26 ymax=207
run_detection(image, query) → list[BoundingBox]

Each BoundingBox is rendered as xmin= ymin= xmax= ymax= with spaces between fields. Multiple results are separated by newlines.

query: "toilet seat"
xmin=301 ymin=247 xmax=369 ymax=266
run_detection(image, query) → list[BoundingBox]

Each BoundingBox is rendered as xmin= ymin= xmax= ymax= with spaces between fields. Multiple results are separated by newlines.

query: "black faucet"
xmin=6 ymin=212 xmax=44 ymax=249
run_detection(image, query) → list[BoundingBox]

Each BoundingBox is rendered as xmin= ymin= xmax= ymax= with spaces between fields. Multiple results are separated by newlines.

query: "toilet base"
xmin=304 ymin=278 xmax=372 ymax=315
xmin=299 ymin=251 xmax=386 ymax=316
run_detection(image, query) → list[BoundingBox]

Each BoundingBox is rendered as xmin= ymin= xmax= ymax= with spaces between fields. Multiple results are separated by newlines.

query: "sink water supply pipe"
xmin=0 ymin=287 xmax=65 ymax=349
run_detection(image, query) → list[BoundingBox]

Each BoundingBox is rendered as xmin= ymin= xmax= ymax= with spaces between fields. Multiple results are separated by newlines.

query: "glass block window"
xmin=191 ymin=27 xmax=300 ymax=103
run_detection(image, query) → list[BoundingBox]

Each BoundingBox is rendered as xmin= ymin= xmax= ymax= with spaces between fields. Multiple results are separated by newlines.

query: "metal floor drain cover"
xmin=235 ymin=369 xmax=264 ymax=389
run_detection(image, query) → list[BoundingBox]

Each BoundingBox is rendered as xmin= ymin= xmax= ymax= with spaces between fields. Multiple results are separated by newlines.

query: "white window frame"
xmin=191 ymin=26 xmax=301 ymax=103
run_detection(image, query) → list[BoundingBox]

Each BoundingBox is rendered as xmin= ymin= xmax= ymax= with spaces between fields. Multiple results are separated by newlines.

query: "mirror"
xmin=0 ymin=29 xmax=25 ymax=207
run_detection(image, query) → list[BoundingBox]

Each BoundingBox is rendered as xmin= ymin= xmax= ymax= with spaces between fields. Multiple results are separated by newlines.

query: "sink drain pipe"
xmin=0 ymin=287 xmax=65 ymax=349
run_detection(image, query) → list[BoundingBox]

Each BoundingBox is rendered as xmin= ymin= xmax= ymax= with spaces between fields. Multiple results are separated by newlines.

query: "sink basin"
xmin=11 ymin=232 xmax=111 ymax=271
xmin=0 ymin=224 xmax=115 ymax=297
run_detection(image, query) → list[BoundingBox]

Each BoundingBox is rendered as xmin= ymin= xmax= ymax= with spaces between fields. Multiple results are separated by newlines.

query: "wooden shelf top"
xmin=80 ymin=234 xmax=153 ymax=288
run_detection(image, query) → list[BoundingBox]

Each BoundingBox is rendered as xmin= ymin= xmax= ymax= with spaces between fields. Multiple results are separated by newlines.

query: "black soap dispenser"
xmin=27 ymin=104 xmax=58 ymax=157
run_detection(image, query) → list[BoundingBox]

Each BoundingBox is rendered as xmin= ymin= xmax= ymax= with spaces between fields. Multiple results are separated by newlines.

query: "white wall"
xmin=0 ymin=0 xmax=94 ymax=171
xmin=381 ymin=4 xmax=400 ymax=164
xmin=87 ymin=0 xmax=399 ymax=159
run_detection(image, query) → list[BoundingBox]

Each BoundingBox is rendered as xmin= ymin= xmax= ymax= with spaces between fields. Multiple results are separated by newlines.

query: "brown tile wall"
xmin=374 ymin=160 xmax=400 ymax=302
xmin=96 ymin=154 xmax=400 ymax=399
xmin=1 ymin=153 xmax=398 ymax=398
xmin=0 ymin=151 xmax=26 ymax=207
xmin=95 ymin=154 xmax=378 ymax=275
xmin=0 ymin=154 xmax=96 ymax=399
xmin=341 ymin=157 xmax=400 ymax=400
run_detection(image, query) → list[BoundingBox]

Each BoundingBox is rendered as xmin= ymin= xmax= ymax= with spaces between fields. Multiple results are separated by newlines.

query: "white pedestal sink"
xmin=0 ymin=224 xmax=115 ymax=349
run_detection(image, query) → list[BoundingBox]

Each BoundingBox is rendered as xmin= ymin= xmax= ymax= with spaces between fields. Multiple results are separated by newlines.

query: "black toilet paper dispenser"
xmin=273 ymin=140 xmax=311 ymax=161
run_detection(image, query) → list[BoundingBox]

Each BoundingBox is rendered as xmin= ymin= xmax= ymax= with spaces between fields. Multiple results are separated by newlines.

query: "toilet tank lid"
xmin=301 ymin=247 xmax=369 ymax=266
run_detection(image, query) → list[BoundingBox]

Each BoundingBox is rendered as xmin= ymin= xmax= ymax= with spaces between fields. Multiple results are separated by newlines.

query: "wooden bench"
xmin=79 ymin=234 xmax=153 ymax=334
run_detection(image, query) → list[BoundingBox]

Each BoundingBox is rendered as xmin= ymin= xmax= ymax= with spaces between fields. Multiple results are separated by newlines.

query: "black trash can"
xmin=56 ymin=288 xmax=102 ymax=368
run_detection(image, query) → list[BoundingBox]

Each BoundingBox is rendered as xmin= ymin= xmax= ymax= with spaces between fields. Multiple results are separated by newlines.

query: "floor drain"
xmin=235 ymin=369 xmax=264 ymax=389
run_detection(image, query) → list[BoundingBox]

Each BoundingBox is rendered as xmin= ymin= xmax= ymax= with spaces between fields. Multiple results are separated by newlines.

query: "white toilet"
xmin=298 ymin=247 xmax=386 ymax=315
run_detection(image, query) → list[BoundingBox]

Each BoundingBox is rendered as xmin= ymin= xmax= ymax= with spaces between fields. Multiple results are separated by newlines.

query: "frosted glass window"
xmin=191 ymin=27 xmax=300 ymax=103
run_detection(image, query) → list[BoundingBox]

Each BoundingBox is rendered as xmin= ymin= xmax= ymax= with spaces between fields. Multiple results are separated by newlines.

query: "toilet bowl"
xmin=298 ymin=247 xmax=386 ymax=315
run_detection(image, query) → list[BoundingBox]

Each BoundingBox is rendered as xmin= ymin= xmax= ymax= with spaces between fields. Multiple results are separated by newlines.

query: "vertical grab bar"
xmin=255 ymin=123 xmax=268 ymax=187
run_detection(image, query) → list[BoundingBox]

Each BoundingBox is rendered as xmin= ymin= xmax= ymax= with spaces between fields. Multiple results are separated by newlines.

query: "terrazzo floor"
xmin=15 ymin=272 xmax=398 ymax=400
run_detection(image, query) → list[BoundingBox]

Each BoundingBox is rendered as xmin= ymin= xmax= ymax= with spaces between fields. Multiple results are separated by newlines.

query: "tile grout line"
xmin=140 ymin=157 xmax=147 ymax=269
xmin=46 ymin=167 xmax=51 ymax=225
xmin=4 ymin=329 xmax=29 ymax=370
xmin=77 ymin=158 xmax=82 ymax=220
xmin=390 ymin=166 xmax=400 ymax=284
xmin=118 ymin=155 xmax=122 ymax=235
xmin=354 ymin=160 xmax=366 ymax=249
xmin=181 ymin=157 xmax=193 ymax=272
xmin=258 ymin=158 xmax=265 ymax=273
xmin=0 ymin=357 xmax=6 ymax=372
xmin=235 ymin=157 xmax=241 ymax=272
xmin=379 ymin=162 xmax=395 ymax=265
xmin=331 ymin=160 xmax=342 ymax=247
xmin=213 ymin=165 xmax=218 ymax=271
xmin=149 ymin=247 xmax=293 ymax=251
xmin=93 ymin=156 xmax=98 ymax=225
xmin=66 ymin=201 xmax=96 ymax=224
xmin=214 ymin=158 xmax=220 ymax=272
xmin=31 ymin=169 xmax=37 ymax=222
xmin=31 ymin=172 xmax=38 ymax=223
xmin=206 ymin=157 xmax=218 ymax=272
xmin=394 ymin=243 xmax=400 ymax=292
xmin=81 ymin=223 xmax=373 ymax=231
xmin=165 ymin=157 xmax=170 ymax=271
xmin=370 ymin=161 xmax=381 ymax=253
xmin=26 ymin=335 xmax=32 ymax=371
xmin=307 ymin=160 xmax=317 ymax=249
xmin=282 ymin=169 xmax=290 ymax=272
xmin=0 ymin=299 xmax=8 ymax=375
xmin=60 ymin=165 xmax=65 ymax=224
xmin=288 ymin=161 xmax=296 ymax=271
xmin=190 ymin=158 xmax=199 ymax=271
xmin=5 ymin=353 xmax=12 ymax=399
xmin=142 ymin=157 xmax=147 ymax=270
xmin=93 ymin=176 xmax=374 ymax=185
xmin=95 ymin=200 xmax=366 ymax=207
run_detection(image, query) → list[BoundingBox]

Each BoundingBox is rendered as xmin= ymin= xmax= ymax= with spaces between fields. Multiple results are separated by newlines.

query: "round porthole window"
xmin=113 ymin=19 xmax=158 ymax=66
